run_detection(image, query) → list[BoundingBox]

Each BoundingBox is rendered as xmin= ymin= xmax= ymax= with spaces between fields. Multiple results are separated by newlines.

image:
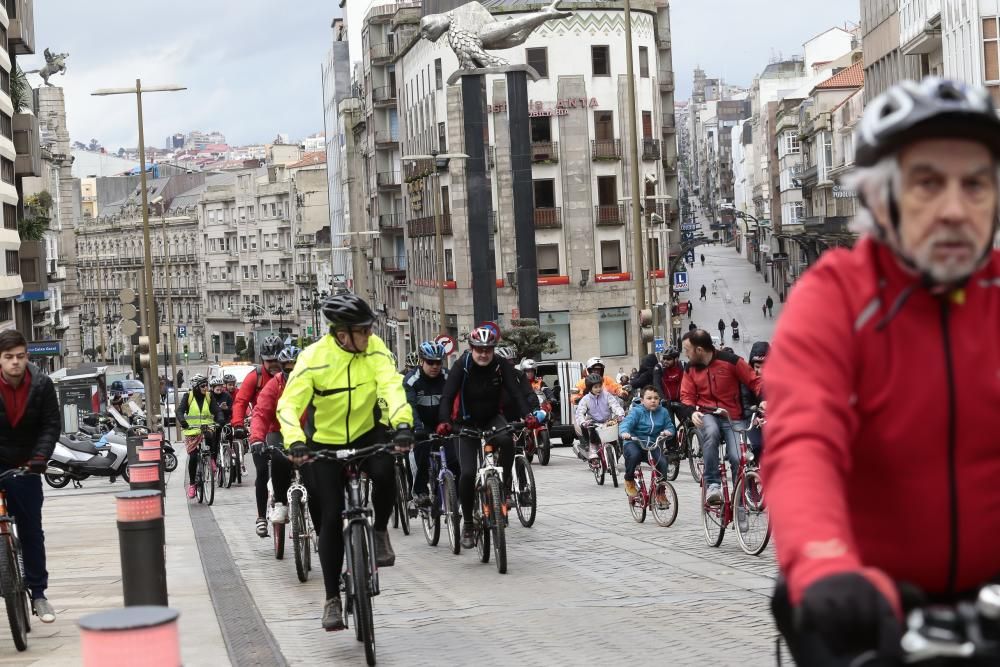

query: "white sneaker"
xmin=271 ymin=503 xmax=289 ymax=523
xmin=706 ymin=484 xmax=722 ymax=506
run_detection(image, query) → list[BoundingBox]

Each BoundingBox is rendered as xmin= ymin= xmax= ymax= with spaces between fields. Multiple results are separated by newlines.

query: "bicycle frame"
xmin=701 ymin=407 xmax=761 ymax=527
xmin=633 ymin=437 xmax=668 ymax=509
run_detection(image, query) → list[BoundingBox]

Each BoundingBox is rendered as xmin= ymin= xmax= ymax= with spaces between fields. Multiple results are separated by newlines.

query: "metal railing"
xmin=380 ymin=257 xmax=407 ymax=273
xmin=379 ymin=214 xmax=404 ymax=230
xmin=372 ymin=86 xmax=397 ymax=104
xmin=369 ymin=42 xmax=395 ymax=62
xmin=377 ymin=171 xmax=400 ymax=188
xmin=534 ymin=207 xmax=561 ymax=228
xmin=531 ymin=141 xmax=559 ymax=163
xmin=642 ymin=138 xmax=661 ymax=161
xmin=591 ymin=139 xmax=621 ymax=160
xmin=595 ymin=204 xmax=625 ymax=225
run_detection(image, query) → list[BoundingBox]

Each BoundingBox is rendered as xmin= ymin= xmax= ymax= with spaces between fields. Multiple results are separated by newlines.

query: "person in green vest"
xmin=177 ymin=374 xmax=225 ymax=498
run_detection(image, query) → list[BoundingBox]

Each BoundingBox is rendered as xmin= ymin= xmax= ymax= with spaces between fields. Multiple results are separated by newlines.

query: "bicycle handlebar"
xmin=311 ymin=443 xmax=395 ymax=462
xmin=456 ymin=421 xmax=526 ymax=440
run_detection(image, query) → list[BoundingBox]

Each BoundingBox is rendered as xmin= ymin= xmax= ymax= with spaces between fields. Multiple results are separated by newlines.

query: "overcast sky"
xmin=26 ymin=1 xmax=857 ymax=151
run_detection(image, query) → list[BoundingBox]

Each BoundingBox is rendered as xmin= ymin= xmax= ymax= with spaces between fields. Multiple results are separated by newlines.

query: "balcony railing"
xmin=379 ymin=213 xmax=404 ymax=230
xmin=595 ymin=204 xmax=625 ymax=226
xmin=372 ymin=86 xmax=397 ymax=105
xmin=531 ymin=141 xmax=559 ymax=163
xmin=376 ymin=171 xmax=400 ymax=188
xmin=534 ymin=207 xmax=561 ymax=229
xmin=407 ymin=213 xmax=452 ymax=237
xmin=642 ymin=138 xmax=661 ymax=161
xmin=381 ymin=257 xmax=407 ymax=273
xmin=591 ymin=139 xmax=621 ymax=160
xmin=662 ymin=113 xmax=676 ymax=132
xmin=369 ymin=42 xmax=395 ymax=63
xmin=375 ymin=131 xmax=399 ymax=147
xmin=659 ymin=71 xmax=675 ymax=92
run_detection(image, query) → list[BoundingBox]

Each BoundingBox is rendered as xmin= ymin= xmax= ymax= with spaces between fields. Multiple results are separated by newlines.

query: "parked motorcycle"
xmin=45 ymin=432 xmax=130 ymax=489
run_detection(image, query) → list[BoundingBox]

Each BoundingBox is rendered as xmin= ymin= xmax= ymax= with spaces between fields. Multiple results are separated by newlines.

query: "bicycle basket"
xmin=595 ymin=423 xmax=619 ymax=443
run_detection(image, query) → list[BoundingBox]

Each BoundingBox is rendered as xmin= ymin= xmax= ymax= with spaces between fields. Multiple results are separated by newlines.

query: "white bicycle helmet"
xmin=519 ymin=358 xmax=537 ymax=371
xmin=585 ymin=357 xmax=604 ymax=371
xmin=495 ymin=346 xmax=516 ymax=360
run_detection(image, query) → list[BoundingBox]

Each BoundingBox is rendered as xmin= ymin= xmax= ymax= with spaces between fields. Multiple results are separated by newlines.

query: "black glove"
xmin=413 ymin=429 xmax=429 ymax=442
xmin=26 ymin=455 xmax=47 ymax=475
xmin=233 ymin=426 xmax=247 ymax=439
xmin=796 ymin=572 xmax=902 ymax=660
xmin=287 ymin=442 xmax=312 ymax=461
xmin=179 ymin=420 xmax=189 ymax=430
xmin=393 ymin=426 xmax=414 ymax=448
xmin=250 ymin=441 xmax=265 ymax=456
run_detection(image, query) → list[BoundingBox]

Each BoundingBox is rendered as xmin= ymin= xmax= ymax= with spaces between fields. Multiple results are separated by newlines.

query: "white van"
xmin=208 ymin=364 xmax=258 ymax=387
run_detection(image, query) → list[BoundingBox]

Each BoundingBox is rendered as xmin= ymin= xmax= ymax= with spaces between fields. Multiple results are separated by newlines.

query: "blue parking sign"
xmin=673 ymin=271 xmax=689 ymax=293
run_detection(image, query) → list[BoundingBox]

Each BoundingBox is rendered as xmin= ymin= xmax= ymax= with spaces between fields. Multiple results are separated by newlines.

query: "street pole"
xmin=97 ymin=270 xmax=108 ymax=362
xmin=159 ymin=211 xmax=180 ymax=442
xmin=623 ymin=0 xmax=646 ymax=357
xmin=432 ymin=171 xmax=447 ymax=336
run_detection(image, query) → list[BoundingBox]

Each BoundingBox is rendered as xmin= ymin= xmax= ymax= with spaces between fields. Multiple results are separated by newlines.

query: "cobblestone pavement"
xmin=204 ymin=442 xmax=783 ymax=666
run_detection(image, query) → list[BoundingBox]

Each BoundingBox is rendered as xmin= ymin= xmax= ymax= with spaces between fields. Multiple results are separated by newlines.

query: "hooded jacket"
xmin=629 ymin=354 xmax=659 ymax=391
xmin=764 ymin=237 xmax=1000 ymax=612
xmin=741 ymin=342 xmax=769 ymax=418
xmin=654 ymin=361 xmax=684 ymax=402
xmin=0 ymin=365 xmax=59 ymax=466
xmin=618 ymin=401 xmax=676 ymax=443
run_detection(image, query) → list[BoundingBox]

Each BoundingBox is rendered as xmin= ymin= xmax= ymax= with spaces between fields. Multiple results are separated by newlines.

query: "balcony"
xmin=661 ymin=113 xmax=676 ymax=133
xmin=591 ymin=139 xmax=621 ymax=160
xmin=531 ymin=141 xmax=558 ymax=163
xmin=659 ymin=71 xmax=675 ymax=92
xmin=372 ymin=86 xmax=397 ymax=107
xmin=379 ymin=213 xmax=404 ymax=231
xmin=369 ymin=42 xmax=395 ymax=65
xmin=642 ymin=138 xmax=661 ymax=161
xmin=375 ymin=130 xmax=399 ymax=148
xmin=661 ymin=156 xmax=677 ymax=173
xmin=46 ymin=260 xmax=65 ymax=282
xmin=294 ymin=273 xmax=313 ymax=285
xmin=7 ymin=0 xmax=34 ymax=55
xmin=595 ymin=204 xmax=625 ymax=226
xmin=376 ymin=171 xmax=400 ymax=189
xmin=13 ymin=114 xmax=40 ymax=177
xmin=534 ymin=207 xmax=561 ymax=229
xmin=380 ymin=257 xmax=407 ymax=273
xmin=403 ymin=157 xmax=434 ymax=182
xmin=390 ymin=307 xmax=409 ymax=322
xmin=407 ymin=213 xmax=452 ymax=237
xmin=657 ymin=37 xmax=671 ymax=51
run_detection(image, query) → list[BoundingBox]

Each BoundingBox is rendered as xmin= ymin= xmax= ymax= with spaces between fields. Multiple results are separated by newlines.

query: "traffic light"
xmin=639 ymin=308 xmax=654 ymax=343
xmin=138 ymin=336 xmax=152 ymax=369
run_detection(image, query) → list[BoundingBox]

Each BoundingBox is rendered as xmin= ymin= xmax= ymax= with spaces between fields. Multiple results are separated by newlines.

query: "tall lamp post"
xmin=401 ymin=152 xmax=468 ymax=336
xmin=92 ymin=80 xmax=185 ymax=429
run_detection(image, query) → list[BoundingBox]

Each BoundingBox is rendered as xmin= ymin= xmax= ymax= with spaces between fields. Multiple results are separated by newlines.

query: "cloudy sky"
xmin=26 ymin=1 xmax=857 ymax=151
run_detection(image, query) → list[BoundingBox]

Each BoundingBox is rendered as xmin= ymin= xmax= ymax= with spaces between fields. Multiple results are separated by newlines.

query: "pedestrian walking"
xmin=688 ymin=321 xmax=697 ymax=332
xmin=687 ymin=300 xmax=693 ymax=318
xmin=717 ymin=318 xmax=726 ymax=342
xmin=700 ymin=254 xmax=705 ymax=266
xmin=700 ymin=284 xmax=707 ymax=301
xmin=766 ymin=295 xmax=775 ymax=317
xmin=176 ymin=368 xmax=185 ymax=388
xmin=762 ymin=300 xmax=768 ymax=318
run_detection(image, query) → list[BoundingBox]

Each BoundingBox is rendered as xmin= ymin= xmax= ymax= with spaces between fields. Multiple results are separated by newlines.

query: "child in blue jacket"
xmin=619 ymin=385 xmax=676 ymax=498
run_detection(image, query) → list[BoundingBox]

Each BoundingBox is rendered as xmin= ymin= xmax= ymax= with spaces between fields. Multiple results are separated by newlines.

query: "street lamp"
xmin=270 ymin=302 xmax=293 ymax=338
xmin=401 ymin=151 xmax=468 ymax=336
xmin=92 ymin=80 xmax=186 ymax=428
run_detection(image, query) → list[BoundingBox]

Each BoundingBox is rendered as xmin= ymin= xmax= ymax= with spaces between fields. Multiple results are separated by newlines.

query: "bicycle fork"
xmin=342 ymin=481 xmax=380 ymax=597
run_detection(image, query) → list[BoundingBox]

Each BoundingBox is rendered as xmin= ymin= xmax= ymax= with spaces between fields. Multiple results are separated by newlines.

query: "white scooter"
xmin=45 ymin=431 xmax=130 ymax=489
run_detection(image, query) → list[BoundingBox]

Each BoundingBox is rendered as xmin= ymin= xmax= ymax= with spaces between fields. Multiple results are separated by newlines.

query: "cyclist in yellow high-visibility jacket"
xmin=277 ymin=293 xmax=413 ymax=632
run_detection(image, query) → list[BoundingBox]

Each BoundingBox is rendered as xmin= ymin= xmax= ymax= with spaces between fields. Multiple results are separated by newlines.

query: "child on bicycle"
xmin=574 ymin=373 xmax=625 ymax=461
xmin=619 ymin=385 xmax=676 ymax=498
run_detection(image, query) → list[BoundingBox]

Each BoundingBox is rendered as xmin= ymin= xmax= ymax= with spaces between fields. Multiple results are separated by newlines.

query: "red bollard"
xmin=79 ymin=606 xmax=180 ymax=666
xmin=115 ymin=490 xmax=167 ymax=606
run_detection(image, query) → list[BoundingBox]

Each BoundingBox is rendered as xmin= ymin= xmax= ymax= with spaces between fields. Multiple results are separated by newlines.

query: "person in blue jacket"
xmin=619 ymin=385 xmax=676 ymax=498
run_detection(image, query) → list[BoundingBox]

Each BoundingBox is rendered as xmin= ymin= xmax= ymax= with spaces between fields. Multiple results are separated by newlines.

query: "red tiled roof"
xmin=289 ymin=151 xmax=326 ymax=168
xmin=815 ymin=61 xmax=864 ymax=90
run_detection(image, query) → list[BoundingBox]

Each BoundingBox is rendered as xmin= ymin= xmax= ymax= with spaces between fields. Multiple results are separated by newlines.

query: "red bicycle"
xmin=581 ymin=420 xmax=620 ymax=488
xmin=626 ymin=434 xmax=678 ymax=527
xmin=698 ymin=406 xmax=770 ymax=555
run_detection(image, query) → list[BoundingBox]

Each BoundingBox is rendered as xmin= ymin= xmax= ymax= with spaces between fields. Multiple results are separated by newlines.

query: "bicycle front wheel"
xmin=205 ymin=455 xmax=216 ymax=506
xmin=0 ymin=538 xmax=27 ymax=651
xmin=513 ymin=456 xmax=536 ymax=528
xmin=651 ymin=479 xmax=679 ymax=527
xmin=606 ymin=446 xmax=619 ymax=488
xmin=688 ymin=431 xmax=703 ymax=483
xmin=487 ymin=476 xmax=507 ymax=574
xmin=537 ymin=429 xmax=551 ymax=466
xmin=734 ymin=471 xmax=770 ymax=556
xmin=444 ymin=474 xmax=461 ymax=555
xmin=629 ymin=478 xmax=647 ymax=523
xmin=290 ymin=491 xmax=308 ymax=582
xmin=394 ymin=463 xmax=411 ymax=536
xmin=421 ymin=486 xmax=441 ymax=547
xmin=701 ymin=481 xmax=726 ymax=547
xmin=349 ymin=522 xmax=376 ymax=665
xmin=475 ymin=485 xmax=490 ymax=564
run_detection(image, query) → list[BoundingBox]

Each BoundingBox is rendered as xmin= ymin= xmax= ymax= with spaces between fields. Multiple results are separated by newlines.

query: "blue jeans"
xmin=698 ymin=414 xmax=744 ymax=487
xmin=0 ymin=468 xmax=46 ymax=599
xmin=623 ymin=439 xmax=672 ymax=482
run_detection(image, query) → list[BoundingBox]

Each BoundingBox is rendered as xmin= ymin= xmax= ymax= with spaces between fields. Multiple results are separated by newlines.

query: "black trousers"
xmin=413 ymin=437 xmax=460 ymax=496
xmin=303 ymin=434 xmax=394 ymax=600
xmin=0 ymin=469 xmax=46 ymax=599
xmin=187 ymin=428 xmax=220 ymax=485
xmin=456 ymin=415 xmax=513 ymax=523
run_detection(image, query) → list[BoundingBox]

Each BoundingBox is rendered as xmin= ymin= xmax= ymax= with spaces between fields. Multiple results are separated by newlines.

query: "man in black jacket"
xmin=0 ymin=330 xmax=59 ymax=623
xmin=437 ymin=327 xmax=539 ymax=549
xmin=405 ymin=341 xmax=454 ymax=507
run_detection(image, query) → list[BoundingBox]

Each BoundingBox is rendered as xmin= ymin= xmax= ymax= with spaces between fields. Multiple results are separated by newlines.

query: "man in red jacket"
xmin=766 ymin=78 xmax=1000 ymax=664
xmin=679 ymin=329 xmax=762 ymax=506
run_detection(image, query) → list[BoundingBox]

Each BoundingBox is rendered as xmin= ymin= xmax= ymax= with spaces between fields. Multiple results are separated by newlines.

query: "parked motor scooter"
xmin=45 ymin=432 xmax=130 ymax=489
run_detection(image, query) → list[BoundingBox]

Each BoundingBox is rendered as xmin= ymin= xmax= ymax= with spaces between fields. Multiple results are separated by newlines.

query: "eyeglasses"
xmin=472 ymin=347 xmax=494 ymax=354
xmin=423 ymin=359 xmax=443 ymax=366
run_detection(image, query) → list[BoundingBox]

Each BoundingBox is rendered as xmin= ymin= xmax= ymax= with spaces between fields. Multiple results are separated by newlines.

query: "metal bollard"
xmin=125 ymin=435 xmax=146 ymax=467
xmin=116 ymin=490 xmax=167 ymax=606
xmin=129 ymin=461 xmax=164 ymax=519
xmin=79 ymin=606 xmax=180 ymax=666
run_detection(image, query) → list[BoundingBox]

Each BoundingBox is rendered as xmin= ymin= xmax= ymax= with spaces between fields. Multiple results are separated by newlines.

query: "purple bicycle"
xmin=417 ymin=435 xmax=462 ymax=553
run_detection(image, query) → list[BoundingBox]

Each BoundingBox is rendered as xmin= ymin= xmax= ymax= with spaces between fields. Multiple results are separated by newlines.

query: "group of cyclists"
xmin=161 ymin=76 xmax=1000 ymax=664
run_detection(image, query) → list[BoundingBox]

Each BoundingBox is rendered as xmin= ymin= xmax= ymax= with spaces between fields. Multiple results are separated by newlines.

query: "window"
xmin=241 ymin=236 xmax=248 ymax=251
xmin=647 ymin=237 xmax=661 ymax=270
xmin=19 ymin=259 xmax=35 ymax=283
xmin=600 ymin=240 xmax=621 ymax=273
xmin=242 ymin=265 xmax=249 ymax=279
xmin=530 ymin=116 xmax=551 ymax=143
xmin=3 ymin=204 xmax=14 ymax=230
xmin=438 ymin=122 xmax=447 ymax=153
xmin=238 ymin=206 xmax=245 ymax=221
xmin=445 ymin=248 xmax=454 ymax=281
xmin=641 ymin=111 xmax=653 ymax=139
xmin=5 ymin=250 xmax=17 ymax=276
xmin=526 ymin=47 xmax=548 ymax=78
xmin=533 ymin=179 xmax=556 ymax=208
xmin=537 ymin=244 xmax=560 ymax=276
xmin=782 ymin=132 xmax=801 ymax=156
xmin=539 ymin=311 xmax=570 ymax=360
xmin=985 ymin=17 xmax=1000 ymax=104
xmin=434 ymin=58 xmax=443 ymax=90
xmin=592 ymin=46 xmax=610 ymax=76
xmin=638 ymin=47 xmax=649 ymax=78
xmin=594 ymin=111 xmax=614 ymax=141
xmin=0 ymin=300 xmax=11 ymax=322
xmin=1 ymin=158 xmax=13 ymax=185
xmin=598 ymin=307 xmax=629 ymax=357
xmin=248 ymin=205 xmax=254 ymax=220
xmin=596 ymin=175 xmax=617 ymax=205
xmin=0 ymin=113 xmax=10 ymax=141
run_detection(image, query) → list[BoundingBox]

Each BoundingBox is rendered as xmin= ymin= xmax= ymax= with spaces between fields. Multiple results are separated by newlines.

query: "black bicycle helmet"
xmin=584 ymin=373 xmax=603 ymax=392
xmin=321 ymin=293 xmax=376 ymax=329
xmin=663 ymin=346 xmax=679 ymax=360
xmin=223 ymin=374 xmax=236 ymax=384
xmin=855 ymin=78 xmax=1000 ymax=167
xmin=259 ymin=334 xmax=283 ymax=360
xmin=190 ymin=373 xmax=208 ymax=388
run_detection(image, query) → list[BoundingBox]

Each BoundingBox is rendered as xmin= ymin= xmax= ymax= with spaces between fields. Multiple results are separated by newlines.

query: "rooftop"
xmin=814 ymin=61 xmax=864 ymax=90
xmin=288 ymin=151 xmax=327 ymax=169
